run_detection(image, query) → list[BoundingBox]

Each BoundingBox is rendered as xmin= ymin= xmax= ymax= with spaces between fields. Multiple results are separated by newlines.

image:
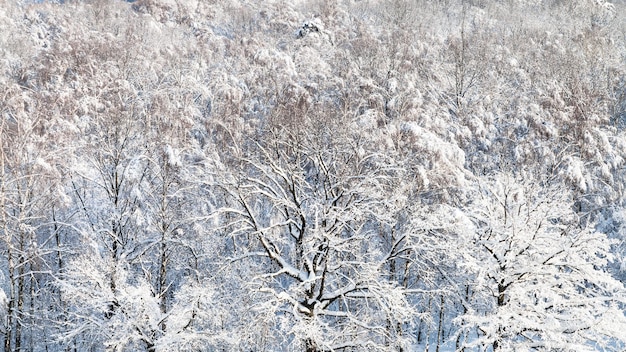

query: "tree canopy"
xmin=1 ymin=0 xmax=626 ymax=351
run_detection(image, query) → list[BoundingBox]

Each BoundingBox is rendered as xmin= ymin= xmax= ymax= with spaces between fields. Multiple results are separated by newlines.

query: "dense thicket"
xmin=1 ymin=0 xmax=626 ymax=351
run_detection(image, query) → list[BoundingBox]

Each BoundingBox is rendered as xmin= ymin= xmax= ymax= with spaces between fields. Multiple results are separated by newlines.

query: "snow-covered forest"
xmin=1 ymin=0 xmax=626 ymax=350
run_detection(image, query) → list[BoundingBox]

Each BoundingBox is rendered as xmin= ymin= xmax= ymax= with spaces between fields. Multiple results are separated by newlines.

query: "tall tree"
xmin=214 ymin=115 xmax=417 ymax=350
xmin=459 ymin=174 xmax=626 ymax=351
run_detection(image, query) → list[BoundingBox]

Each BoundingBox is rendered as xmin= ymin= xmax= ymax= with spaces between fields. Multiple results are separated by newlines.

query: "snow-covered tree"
xmin=1 ymin=0 xmax=626 ymax=350
xmin=459 ymin=174 xmax=626 ymax=351
xmin=214 ymin=117 xmax=417 ymax=350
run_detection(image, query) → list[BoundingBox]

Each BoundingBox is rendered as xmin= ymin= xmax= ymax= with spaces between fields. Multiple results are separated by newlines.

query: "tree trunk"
xmin=305 ymin=338 xmax=318 ymax=352
xmin=436 ymin=295 xmax=444 ymax=352
xmin=158 ymin=238 xmax=168 ymax=333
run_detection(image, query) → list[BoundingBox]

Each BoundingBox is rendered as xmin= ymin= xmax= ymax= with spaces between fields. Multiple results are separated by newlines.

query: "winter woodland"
xmin=1 ymin=0 xmax=626 ymax=350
